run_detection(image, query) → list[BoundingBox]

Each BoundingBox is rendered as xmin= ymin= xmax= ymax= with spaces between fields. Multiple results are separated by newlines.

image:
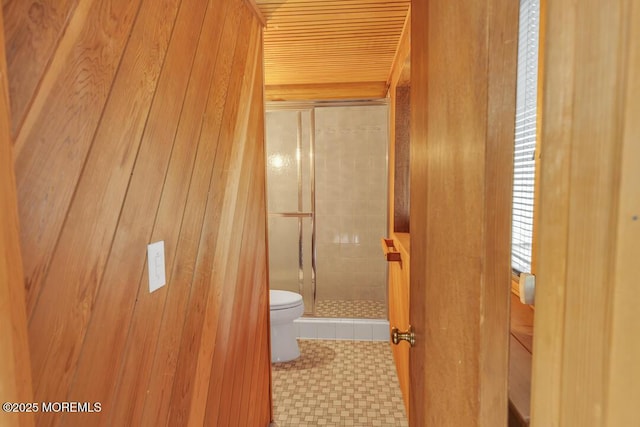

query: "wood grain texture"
xmin=410 ymin=0 xmax=517 ymax=425
xmin=8 ymin=0 xmax=271 ymax=425
xmin=510 ymin=294 xmax=534 ymax=354
xmin=205 ymin=41 xmax=263 ymax=425
xmin=2 ymin=0 xmax=80 ymax=136
xmin=13 ymin=0 xmax=142 ymax=318
xmin=0 ymin=6 xmax=34 ymax=426
xmin=558 ymin=1 xmax=624 ymax=421
xmin=408 ymin=0 xmax=427 ymax=422
xmin=164 ymin=10 xmax=255 ymax=426
xmin=509 ymin=336 xmax=532 ymax=426
xmin=393 ymin=86 xmax=410 ymax=233
xmin=412 ymin=1 xmax=485 ymax=422
xmin=256 ymin=0 xmax=409 ymax=92
xmin=190 ymin=20 xmax=260 ymax=427
xmin=530 ymin=0 xmax=546 ymax=275
xmin=531 ymin=0 xmax=640 ymax=425
xmin=388 ymin=233 xmax=410 ymax=413
xmin=27 ymin=1 xmax=182 ymax=421
xmin=528 ymin=0 xmax=575 ymax=421
xmin=386 ymin=23 xmax=410 ymax=406
xmin=265 ymin=81 xmax=387 ymax=101
xmin=65 ymin=0 xmax=210 ymax=424
xmin=605 ymin=2 xmax=640 ymax=425
xmin=243 ymin=0 xmax=266 ymax=25
xmin=509 ymin=293 xmax=534 ymax=425
xmin=386 ymin=7 xmax=410 ymax=88
xmin=110 ymin=2 xmax=244 ymax=426
xmin=479 ymin=0 xmax=518 ymax=425
xmin=387 ymin=83 xmax=397 ymax=235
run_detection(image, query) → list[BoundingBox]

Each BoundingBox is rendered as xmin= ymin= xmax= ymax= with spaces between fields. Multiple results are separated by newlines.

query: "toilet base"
xmin=271 ymin=322 xmax=300 ymax=363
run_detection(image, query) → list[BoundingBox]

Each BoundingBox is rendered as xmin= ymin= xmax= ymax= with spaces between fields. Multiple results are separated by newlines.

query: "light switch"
xmin=147 ymin=241 xmax=166 ymax=293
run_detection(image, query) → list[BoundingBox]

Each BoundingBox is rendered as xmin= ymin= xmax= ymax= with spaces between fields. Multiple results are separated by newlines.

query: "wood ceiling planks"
xmin=256 ymin=0 xmax=410 ymax=100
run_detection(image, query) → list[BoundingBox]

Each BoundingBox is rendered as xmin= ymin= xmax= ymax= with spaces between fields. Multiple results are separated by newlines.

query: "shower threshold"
xmin=294 ymin=317 xmax=390 ymax=342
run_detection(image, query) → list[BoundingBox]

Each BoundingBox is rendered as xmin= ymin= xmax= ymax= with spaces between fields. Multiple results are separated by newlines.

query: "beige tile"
xmin=272 ymin=340 xmax=408 ymax=427
xmin=315 ymin=299 xmax=386 ymax=319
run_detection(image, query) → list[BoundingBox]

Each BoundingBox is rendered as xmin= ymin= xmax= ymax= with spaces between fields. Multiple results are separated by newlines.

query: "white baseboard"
xmin=294 ymin=317 xmax=390 ymax=341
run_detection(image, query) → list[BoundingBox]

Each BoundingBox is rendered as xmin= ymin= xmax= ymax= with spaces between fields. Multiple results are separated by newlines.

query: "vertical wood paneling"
xmin=0 ymin=6 xmax=34 ymax=426
xmin=410 ymin=0 xmax=517 ymax=425
xmin=417 ymin=2 xmax=486 ymax=422
xmin=528 ymin=0 xmax=575 ymax=421
xmin=480 ymin=0 xmax=518 ymax=424
xmin=7 ymin=0 xmax=270 ymax=425
xmin=408 ymin=0 xmax=427 ymax=423
xmin=558 ymin=0 xmax=621 ymax=415
xmin=531 ymin=1 xmax=639 ymax=425
xmin=605 ymin=3 xmax=640 ymax=425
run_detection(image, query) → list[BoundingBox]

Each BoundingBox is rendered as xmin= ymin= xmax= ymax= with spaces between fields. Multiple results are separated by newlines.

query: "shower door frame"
xmin=265 ymin=99 xmax=390 ymax=318
xmin=266 ymin=107 xmax=317 ymax=315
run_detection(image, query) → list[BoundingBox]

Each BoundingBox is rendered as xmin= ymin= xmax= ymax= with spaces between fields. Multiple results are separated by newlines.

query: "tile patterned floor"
xmin=272 ymin=340 xmax=408 ymax=427
xmin=314 ymin=299 xmax=387 ymax=319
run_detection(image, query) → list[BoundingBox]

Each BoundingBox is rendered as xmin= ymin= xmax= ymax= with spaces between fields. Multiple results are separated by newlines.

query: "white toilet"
xmin=269 ymin=290 xmax=304 ymax=363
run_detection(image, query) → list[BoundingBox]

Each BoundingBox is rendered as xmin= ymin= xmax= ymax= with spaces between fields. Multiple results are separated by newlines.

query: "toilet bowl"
xmin=270 ymin=290 xmax=304 ymax=363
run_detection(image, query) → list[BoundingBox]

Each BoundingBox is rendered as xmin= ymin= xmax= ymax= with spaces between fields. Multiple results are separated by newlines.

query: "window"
xmin=511 ymin=0 xmax=540 ymax=274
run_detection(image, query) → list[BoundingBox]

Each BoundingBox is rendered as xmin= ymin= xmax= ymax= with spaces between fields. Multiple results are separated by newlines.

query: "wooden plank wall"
xmin=410 ymin=0 xmax=518 ymax=425
xmin=530 ymin=1 xmax=640 ymax=425
xmin=4 ymin=0 xmax=271 ymax=425
xmin=0 ymin=4 xmax=34 ymax=426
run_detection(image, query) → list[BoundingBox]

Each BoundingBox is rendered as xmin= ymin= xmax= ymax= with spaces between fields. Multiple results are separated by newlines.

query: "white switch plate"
xmin=147 ymin=241 xmax=166 ymax=293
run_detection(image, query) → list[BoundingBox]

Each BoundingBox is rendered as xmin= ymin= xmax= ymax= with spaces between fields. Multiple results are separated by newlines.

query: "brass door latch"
xmin=391 ymin=325 xmax=415 ymax=347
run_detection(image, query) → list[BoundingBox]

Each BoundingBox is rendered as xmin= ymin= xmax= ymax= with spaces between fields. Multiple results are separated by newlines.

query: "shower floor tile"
xmin=271 ymin=340 xmax=408 ymax=427
xmin=314 ymin=299 xmax=386 ymax=319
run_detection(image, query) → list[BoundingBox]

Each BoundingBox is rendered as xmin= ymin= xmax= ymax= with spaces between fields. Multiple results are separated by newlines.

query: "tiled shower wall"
xmin=315 ymin=105 xmax=388 ymax=305
xmin=265 ymin=110 xmax=314 ymax=312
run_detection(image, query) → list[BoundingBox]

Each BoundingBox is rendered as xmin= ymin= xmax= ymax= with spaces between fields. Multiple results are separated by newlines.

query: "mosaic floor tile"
xmin=272 ymin=340 xmax=408 ymax=427
xmin=314 ymin=299 xmax=386 ymax=319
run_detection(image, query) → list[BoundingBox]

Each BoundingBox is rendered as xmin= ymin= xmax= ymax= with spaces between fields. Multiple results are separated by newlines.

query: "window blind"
xmin=511 ymin=0 xmax=540 ymax=274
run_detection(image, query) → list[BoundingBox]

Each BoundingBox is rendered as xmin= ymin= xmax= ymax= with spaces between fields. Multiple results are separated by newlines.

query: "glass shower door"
xmin=265 ymin=109 xmax=315 ymax=315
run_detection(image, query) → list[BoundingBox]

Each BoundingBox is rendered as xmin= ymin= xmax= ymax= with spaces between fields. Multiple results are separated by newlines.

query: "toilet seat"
xmin=270 ymin=289 xmax=303 ymax=310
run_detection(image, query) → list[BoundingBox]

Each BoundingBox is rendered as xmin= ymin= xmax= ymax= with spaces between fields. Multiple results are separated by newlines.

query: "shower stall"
xmin=265 ymin=101 xmax=389 ymax=320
